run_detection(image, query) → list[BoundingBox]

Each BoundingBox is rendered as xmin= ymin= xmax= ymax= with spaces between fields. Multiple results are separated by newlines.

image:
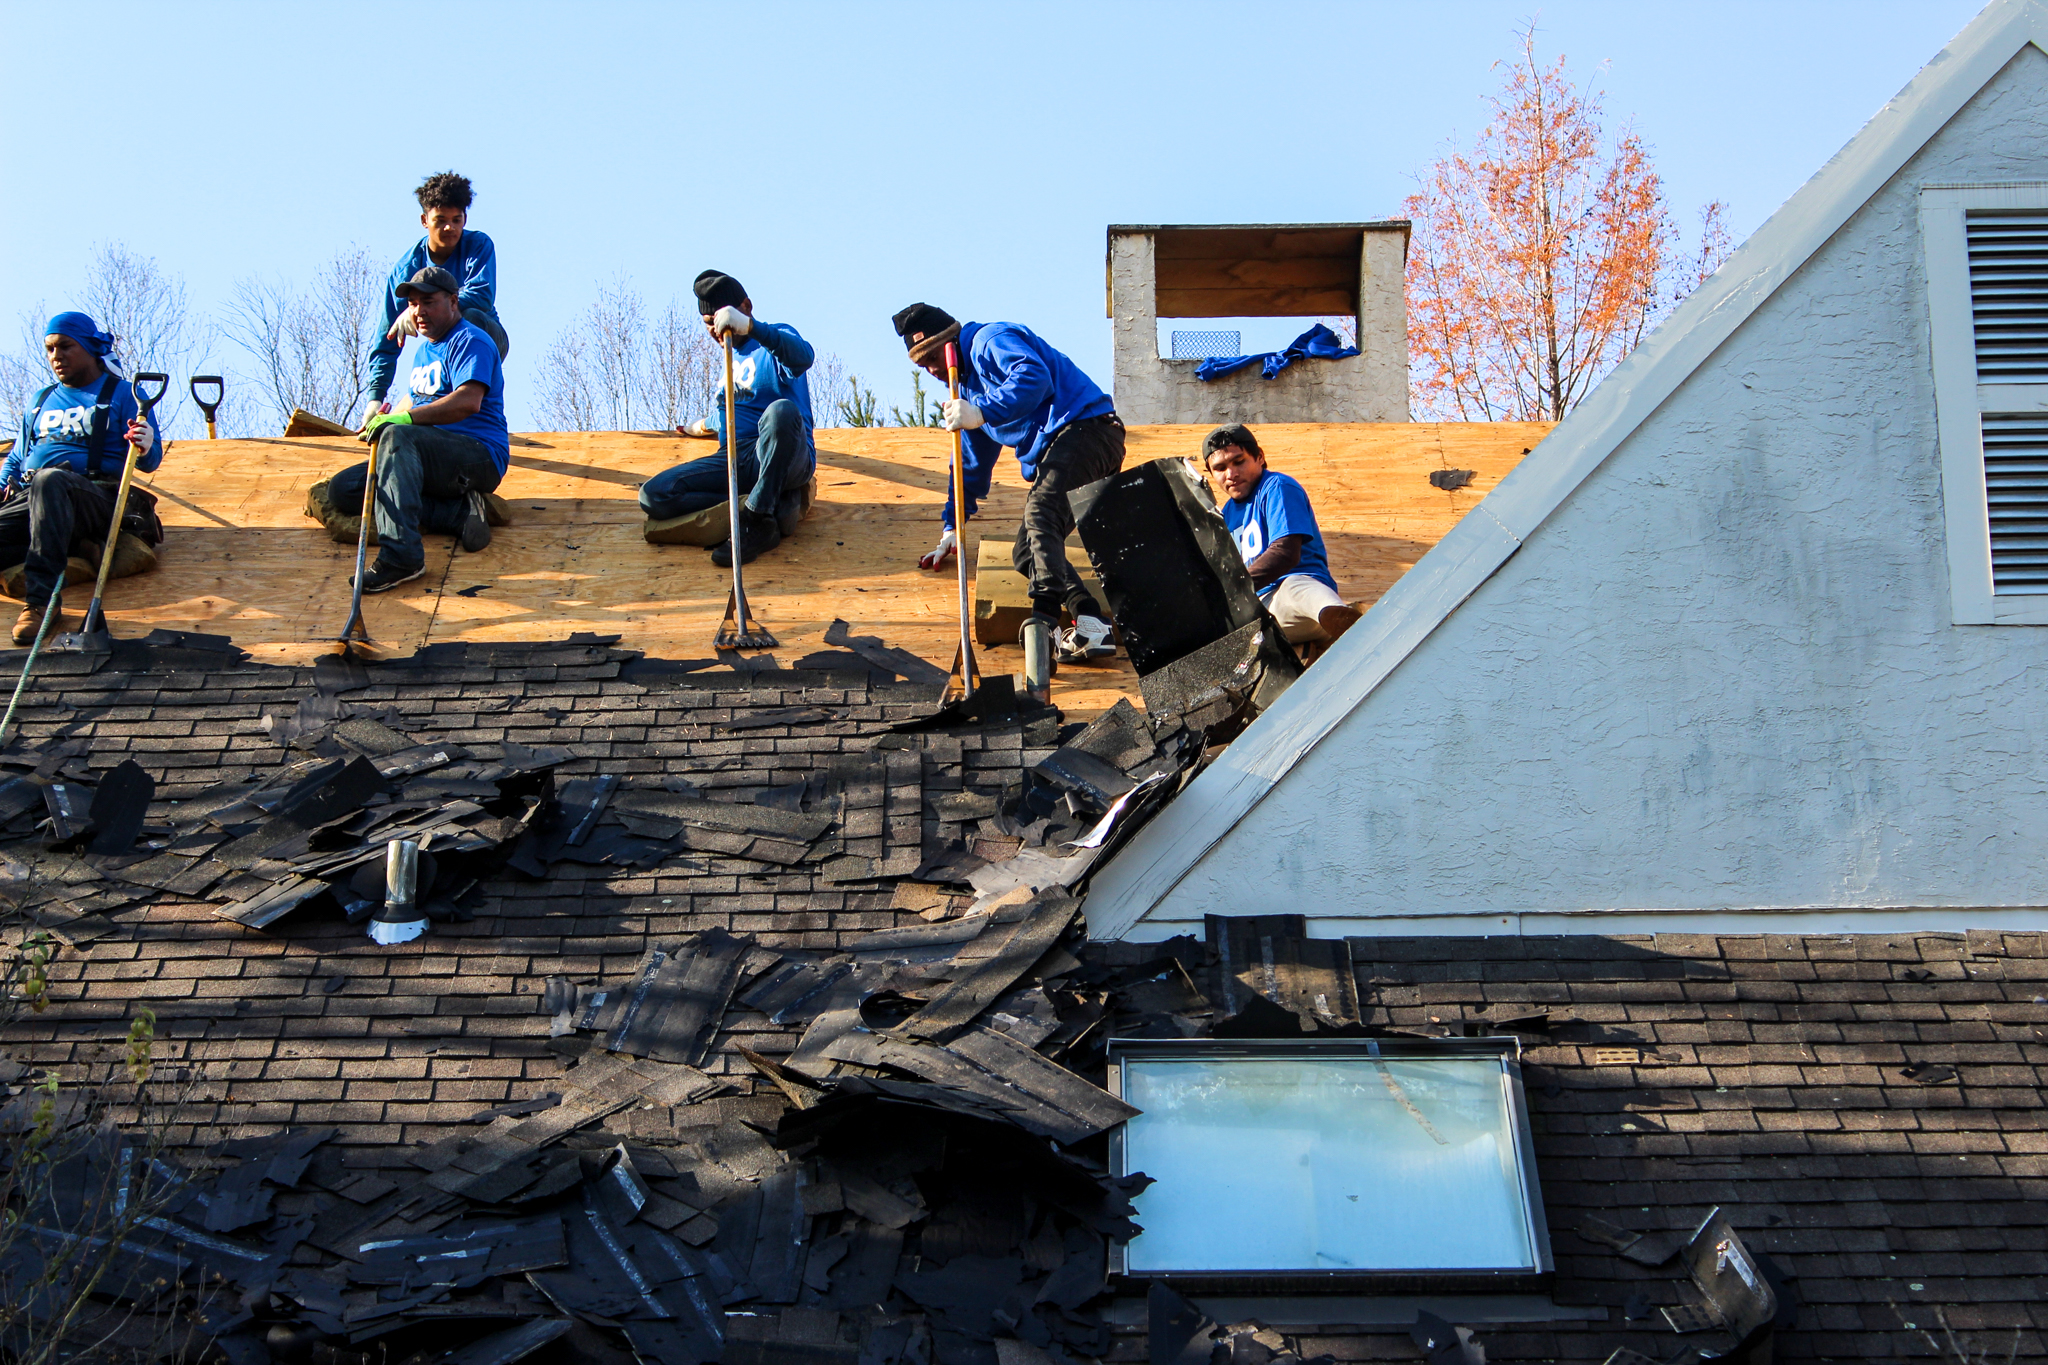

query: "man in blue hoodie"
xmin=640 ymin=270 xmax=815 ymax=567
xmin=2 ymin=313 xmax=164 ymax=643
xmin=892 ymin=303 xmax=1121 ymax=664
xmin=361 ymin=171 xmax=507 ymax=424
xmin=327 ymin=266 xmax=508 ymax=594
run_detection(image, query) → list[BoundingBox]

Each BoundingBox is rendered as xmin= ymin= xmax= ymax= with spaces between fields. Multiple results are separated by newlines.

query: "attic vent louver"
xmin=1981 ymin=414 xmax=2048 ymax=594
xmin=1967 ymin=211 xmax=2048 ymax=382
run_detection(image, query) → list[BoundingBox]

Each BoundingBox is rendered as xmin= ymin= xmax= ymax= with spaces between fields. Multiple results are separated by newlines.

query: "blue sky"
xmin=0 ymin=0 xmax=1988 ymax=432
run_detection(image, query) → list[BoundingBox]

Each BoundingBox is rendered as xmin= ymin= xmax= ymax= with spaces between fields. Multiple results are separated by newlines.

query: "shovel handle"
xmin=130 ymin=372 xmax=169 ymax=421
xmin=189 ymin=375 xmax=224 ymax=423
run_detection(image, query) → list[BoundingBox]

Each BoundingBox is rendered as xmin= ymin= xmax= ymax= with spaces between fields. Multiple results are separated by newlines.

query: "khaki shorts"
xmin=1265 ymin=574 xmax=1348 ymax=643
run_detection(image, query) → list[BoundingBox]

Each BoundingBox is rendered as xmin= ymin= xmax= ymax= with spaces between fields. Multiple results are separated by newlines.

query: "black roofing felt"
xmin=0 ymin=637 xmax=2039 ymax=1362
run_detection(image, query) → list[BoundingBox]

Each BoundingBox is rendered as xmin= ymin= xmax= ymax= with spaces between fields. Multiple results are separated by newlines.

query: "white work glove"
xmin=711 ymin=306 xmax=751 ymax=340
xmin=679 ymin=418 xmax=715 ymax=438
xmin=385 ymin=310 xmax=420 ymax=343
xmin=918 ymin=528 xmax=958 ymax=570
xmin=360 ymin=399 xmax=389 ymax=430
xmin=940 ymin=398 xmax=984 ymax=432
xmin=124 ymin=415 xmax=155 ymax=452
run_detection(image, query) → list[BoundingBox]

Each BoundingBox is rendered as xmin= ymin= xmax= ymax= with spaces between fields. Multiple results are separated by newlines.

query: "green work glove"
xmin=361 ymin=409 xmax=413 ymax=443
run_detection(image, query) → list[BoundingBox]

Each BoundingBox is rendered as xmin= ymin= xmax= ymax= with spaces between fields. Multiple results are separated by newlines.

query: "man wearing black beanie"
xmin=890 ymin=303 xmax=1123 ymax=671
xmin=641 ymin=271 xmax=816 ymax=565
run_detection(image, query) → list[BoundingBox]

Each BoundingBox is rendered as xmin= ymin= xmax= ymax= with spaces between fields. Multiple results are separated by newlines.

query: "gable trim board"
xmin=1088 ymin=0 xmax=2048 ymax=942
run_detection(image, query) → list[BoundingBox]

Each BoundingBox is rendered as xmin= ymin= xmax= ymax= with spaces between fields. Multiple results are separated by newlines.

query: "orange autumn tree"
xmin=1406 ymin=29 xmax=1727 ymax=421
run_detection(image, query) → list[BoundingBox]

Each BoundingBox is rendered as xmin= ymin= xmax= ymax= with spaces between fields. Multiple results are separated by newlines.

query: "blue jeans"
xmin=639 ymin=399 xmax=814 ymax=520
xmin=330 ymin=424 xmax=504 ymax=569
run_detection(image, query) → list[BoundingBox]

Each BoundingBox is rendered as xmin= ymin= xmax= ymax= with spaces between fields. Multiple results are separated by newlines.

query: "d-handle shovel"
xmin=336 ymin=420 xmax=382 ymax=657
xmin=51 ymin=372 xmax=169 ymax=655
xmin=189 ymin=375 xmax=224 ymax=438
xmin=712 ymin=332 xmax=777 ymax=651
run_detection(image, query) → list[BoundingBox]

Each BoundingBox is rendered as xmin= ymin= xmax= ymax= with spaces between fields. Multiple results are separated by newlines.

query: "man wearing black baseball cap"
xmin=890 ymin=303 xmax=1123 ymax=670
xmin=640 ymin=270 xmax=816 ymax=566
xmin=324 ymin=265 xmax=510 ymax=593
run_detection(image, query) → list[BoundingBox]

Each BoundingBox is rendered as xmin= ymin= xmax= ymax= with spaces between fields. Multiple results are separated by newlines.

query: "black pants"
xmin=0 ymin=468 xmax=116 ymax=609
xmin=1013 ymin=413 xmax=1124 ymax=620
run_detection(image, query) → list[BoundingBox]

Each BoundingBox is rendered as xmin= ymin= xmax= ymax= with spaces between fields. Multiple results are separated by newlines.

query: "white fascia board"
xmin=1085 ymin=0 xmax=2048 ymax=941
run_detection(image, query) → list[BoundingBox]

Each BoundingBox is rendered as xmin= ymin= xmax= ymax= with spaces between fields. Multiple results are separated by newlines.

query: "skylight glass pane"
xmin=1121 ymin=1054 xmax=1535 ymax=1273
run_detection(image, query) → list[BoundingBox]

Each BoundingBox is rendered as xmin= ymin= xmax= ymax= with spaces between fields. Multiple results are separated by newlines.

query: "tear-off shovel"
xmin=190 ymin=375 xmax=224 ymax=438
xmin=336 ymin=407 xmax=386 ymax=657
xmin=941 ymin=341 xmax=979 ymax=702
xmin=51 ymin=372 xmax=169 ymax=655
xmin=713 ymin=333 xmax=776 ymax=651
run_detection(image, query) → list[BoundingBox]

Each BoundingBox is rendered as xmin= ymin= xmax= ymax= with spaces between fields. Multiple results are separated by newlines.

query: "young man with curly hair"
xmin=362 ymin=171 xmax=508 ymax=425
xmin=1203 ymin=423 xmax=1359 ymax=647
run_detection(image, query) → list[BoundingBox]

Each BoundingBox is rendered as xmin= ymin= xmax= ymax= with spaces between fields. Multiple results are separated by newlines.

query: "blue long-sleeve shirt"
xmin=707 ymin=322 xmax=815 ymax=455
xmin=366 ymin=230 xmax=500 ymax=401
xmin=941 ymin=320 xmax=1114 ymax=530
xmin=6 ymin=373 xmax=164 ymax=490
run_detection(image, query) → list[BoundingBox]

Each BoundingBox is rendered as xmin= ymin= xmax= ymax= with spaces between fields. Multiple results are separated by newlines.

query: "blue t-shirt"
xmin=708 ymin=322 xmax=815 ymax=455
xmin=368 ymin=230 xmax=500 ymax=401
xmin=6 ymin=373 xmax=165 ymax=487
xmin=1222 ymin=469 xmax=1337 ymax=595
xmin=407 ymin=320 xmax=509 ymax=473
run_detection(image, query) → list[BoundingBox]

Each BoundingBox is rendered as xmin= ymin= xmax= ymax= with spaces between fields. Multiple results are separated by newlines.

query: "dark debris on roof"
xmin=0 ymin=635 xmax=2036 ymax=1363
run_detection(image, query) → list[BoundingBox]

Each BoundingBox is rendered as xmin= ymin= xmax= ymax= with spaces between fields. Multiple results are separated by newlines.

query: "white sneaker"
xmin=1057 ymin=614 xmax=1116 ymax=662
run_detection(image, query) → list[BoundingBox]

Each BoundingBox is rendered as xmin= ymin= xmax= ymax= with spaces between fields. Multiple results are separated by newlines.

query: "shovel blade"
xmin=46 ymin=630 xmax=111 ymax=656
xmin=714 ymin=588 xmax=778 ymax=651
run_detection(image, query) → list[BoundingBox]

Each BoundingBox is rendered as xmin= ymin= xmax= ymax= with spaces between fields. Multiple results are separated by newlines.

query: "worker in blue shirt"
xmin=1203 ymin=424 xmax=1359 ymax=647
xmin=325 ymin=267 xmax=507 ymax=594
xmin=1 ymin=313 xmax=163 ymax=644
xmin=892 ymin=303 xmax=1122 ymax=665
xmin=362 ymin=172 xmax=507 ymax=422
xmin=640 ymin=271 xmax=815 ymax=567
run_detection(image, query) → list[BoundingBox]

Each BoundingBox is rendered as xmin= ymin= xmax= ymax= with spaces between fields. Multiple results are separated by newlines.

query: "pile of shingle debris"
xmin=0 ymin=633 xmax=1376 ymax=1365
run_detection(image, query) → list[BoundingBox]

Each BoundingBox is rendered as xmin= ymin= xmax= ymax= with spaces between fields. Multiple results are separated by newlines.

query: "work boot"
xmin=1317 ymin=603 xmax=1362 ymax=643
xmin=1056 ymin=613 xmax=1117 ymax=663
xmin=458 ymin=491 xmax=492 ymax=553
xmin=356 ymin=559 xmax=425 ymax=595
xmin=12 ymin=599 xmax=60 ymax=647
xmin=774 ymin=488 xmax=804 ymax=539
xmin=711 ymin=507 xmax=783 ymax=567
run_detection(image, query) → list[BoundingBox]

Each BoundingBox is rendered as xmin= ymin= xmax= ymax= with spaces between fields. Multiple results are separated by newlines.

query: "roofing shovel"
xmin=336 ymin=407 xmax=386 ymax=658
xmin=713 ymin=333 xmax=777 ymax=651
xmin=189 ymin=375 xmax=223 ymax=438
xmin=50 ymin=371 xmax=169 ymax=655
xmin=940 ymin=341 xmax=979 ymax=702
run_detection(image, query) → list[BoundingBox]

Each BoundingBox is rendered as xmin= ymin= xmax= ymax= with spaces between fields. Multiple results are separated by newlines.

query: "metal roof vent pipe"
xmin=367 ymin=839 xmax=428 ymax=945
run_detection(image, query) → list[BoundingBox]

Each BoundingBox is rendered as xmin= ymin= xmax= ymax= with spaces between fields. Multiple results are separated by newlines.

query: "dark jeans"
xmin=639 ymin=399 xmax=814 ymax=520
xmin=330 ymin=423 xmax=503 ymax=569
xmin=1014 ymin=413 xmax=1125 ymax=620
xmin=463 ymin=306 xmax=510 ymax=361
xmin=0 ymin=467 xmax=117 ymax=609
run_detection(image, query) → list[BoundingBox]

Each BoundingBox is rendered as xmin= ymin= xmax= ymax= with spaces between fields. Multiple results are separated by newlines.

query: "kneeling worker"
xmin=1203 ymin=424 xmax=1360 ymax=647
xmin=641 ymin=271 xmax=815 ymax=567
xmin=2 ymin=313 xmax=163 ymax=643
xmin=328 ymin=266 xmax=507 ymax=593
xmin=890 ymin=303 xmax=1122 ymax=667
xmin=363 ymin=171 xmax=507 ymax=422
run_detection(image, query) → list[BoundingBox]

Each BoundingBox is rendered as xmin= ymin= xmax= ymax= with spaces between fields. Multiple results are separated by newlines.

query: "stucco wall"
xmin=1109 ymin=231 xmax=1410 ymax=425
xmin=1136 ymin=47 xmax=2048 ymax=935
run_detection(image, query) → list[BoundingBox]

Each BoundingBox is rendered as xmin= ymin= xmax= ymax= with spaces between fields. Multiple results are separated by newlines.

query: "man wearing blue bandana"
xmin=2 ymin=313 xmax=163 ymax=644
xmin=325 ymin=266 xmax=507 ymax=594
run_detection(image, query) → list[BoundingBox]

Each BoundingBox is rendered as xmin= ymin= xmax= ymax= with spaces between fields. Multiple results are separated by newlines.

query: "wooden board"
xmin=88 ymin=422 xmax=1549 ymax=719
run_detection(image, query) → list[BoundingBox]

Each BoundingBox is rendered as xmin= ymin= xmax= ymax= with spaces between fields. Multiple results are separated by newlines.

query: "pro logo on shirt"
xmin=35 ymin=405 xmax=94 ymax=439
xmin=729 ymin=354 xmax=760 ymax=397
xmin=410 ymin=360 xmax=445 ymax=396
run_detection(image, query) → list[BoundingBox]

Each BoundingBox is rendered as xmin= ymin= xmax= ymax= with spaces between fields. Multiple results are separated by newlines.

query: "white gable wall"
xmin=1124 ymin=46 xmax=2048 ymax=939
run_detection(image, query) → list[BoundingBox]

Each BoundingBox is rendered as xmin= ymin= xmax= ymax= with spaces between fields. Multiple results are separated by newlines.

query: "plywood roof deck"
xmin=99 ymin=422 xmax=1548 ymax=716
